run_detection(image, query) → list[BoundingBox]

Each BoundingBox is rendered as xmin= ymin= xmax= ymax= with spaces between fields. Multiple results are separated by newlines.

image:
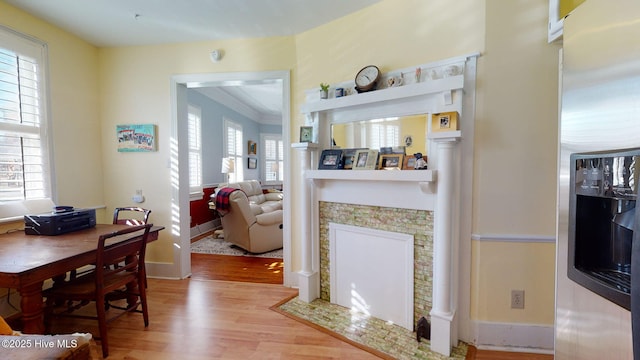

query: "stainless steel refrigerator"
xmin=557 ymin=1 xmax=640 ymax=359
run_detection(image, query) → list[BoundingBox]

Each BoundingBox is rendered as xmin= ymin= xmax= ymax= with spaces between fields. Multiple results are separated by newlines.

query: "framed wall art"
xmin=117 ymin=124 xmax=157 ymax=152
xmin=318 ymin=149 xmax=343 ymax=169
xmin=352 ymin=149 xmax=379 ymax=170
xmin=248 ymin=157 xmax=257 ymax=169
xmin=248 ymin=140 xmax=257 ymax=155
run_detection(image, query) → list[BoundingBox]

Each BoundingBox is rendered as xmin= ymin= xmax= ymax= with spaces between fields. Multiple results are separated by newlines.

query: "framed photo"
xmin=248 ymin=141 xmax=257 ymax=155
xmin=300 ymin=126 xmax=313 ymax=143
xmin=117 ymin=124 xmax=157 ymax=152
xmin=248 ymin=157 xmax=257 ymax=169
xmin=379 ymin=154 xmax=404 ymax=170
xmin=431 ymin=111 xmax=459 ymax=132
xmin=341 ymin=148 xmax=367 ymax=169
xmin=353 ymin=149 xmax=379 ymax=170
xmin=403 ymin=155 xmax=428 ymax=169
xmin=318 ymin=149 xmax=343 ymax=169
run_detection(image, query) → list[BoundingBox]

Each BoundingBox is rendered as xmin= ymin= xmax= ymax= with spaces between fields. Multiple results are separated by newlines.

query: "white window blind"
xmin=0 ymin=27 xmax=52 ymax=212
xmin=224 ymin=118 xmax=243 ymax=183
xmin=263 ymin=135 xmax=283 ymax=182
xmin=361 ymin=118 xmax=400 ymax=149
xmin=187 ymin=105 xmax=202 ymax=198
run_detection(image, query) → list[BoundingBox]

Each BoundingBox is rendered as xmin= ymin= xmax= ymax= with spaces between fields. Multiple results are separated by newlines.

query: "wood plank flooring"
xmin=190 ymin=253 xmax=283 ymax=284
xmin=41 ymin=251 xmax=553 ymax=359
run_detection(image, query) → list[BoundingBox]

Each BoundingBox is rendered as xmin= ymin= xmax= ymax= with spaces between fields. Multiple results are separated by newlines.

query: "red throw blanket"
xmin=215 ymin=187 xmax=243 ymax=215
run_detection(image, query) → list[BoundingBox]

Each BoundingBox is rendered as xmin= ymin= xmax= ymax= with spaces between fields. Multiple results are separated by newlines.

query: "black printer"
xmin=24 ymin=208 xmax=97 ymax=235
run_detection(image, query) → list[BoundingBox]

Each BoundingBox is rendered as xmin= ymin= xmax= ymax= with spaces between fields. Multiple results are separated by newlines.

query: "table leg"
xmin=19 ymin=282 xmax=45 ymax=334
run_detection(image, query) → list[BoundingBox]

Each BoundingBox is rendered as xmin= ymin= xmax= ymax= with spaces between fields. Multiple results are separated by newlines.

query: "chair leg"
xmin=95 ymin=294 xmax=109 ymax=358
xmin=138 ymin=274 xmax=149 ymax=327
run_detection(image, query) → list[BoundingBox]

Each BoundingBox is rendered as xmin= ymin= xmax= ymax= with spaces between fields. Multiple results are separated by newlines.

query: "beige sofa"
xmin=215 ymin=180 xmax=283 ymax=253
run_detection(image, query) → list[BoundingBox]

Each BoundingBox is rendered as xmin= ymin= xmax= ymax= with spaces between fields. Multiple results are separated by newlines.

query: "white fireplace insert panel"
xmin=329 ymin=223 xmax=414 ymax=330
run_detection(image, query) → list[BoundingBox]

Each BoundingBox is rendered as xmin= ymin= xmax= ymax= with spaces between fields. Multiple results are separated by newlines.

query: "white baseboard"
xmin=189 ymin=220 xmax=218 ymax=239
xmin=146 ymin=261 xmax=184 ymax=280
xmin=471 ymin=320 xmax=554 ymax=354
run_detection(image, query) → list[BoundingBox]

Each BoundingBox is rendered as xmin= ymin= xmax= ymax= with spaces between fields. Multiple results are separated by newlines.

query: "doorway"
xmin=170 ymin=70 xmax=291 ymax=285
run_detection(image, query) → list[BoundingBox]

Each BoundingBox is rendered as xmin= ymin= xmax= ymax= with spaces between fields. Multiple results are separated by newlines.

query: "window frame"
xmin=0 ymin=25 xmax=55 ymax=221
xmin=223 ymin=117 xmax=243 ymax=183
xmin=261 ymin=133 xmax=283 ymax=185
xmin=187 ymin=104 xmax=203 ymax=200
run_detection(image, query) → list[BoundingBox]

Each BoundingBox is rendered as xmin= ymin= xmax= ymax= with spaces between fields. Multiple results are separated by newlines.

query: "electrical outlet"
xmin=511 ymin=290 xmax=525 ymax=309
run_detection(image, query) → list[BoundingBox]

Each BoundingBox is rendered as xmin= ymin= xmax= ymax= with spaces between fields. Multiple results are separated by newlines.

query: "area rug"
xmin=272 ymin=295 xmax=469 ymax=360
xmin=191 ymin=235 xmax=283 ymax=259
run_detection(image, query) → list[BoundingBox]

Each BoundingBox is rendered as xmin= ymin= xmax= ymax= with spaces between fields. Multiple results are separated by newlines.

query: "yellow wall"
xmin=469 ymin=0 xmax=560 ymax=323
xmin=98 ymin=38 xmax=297 ymax=262
xmin=0 ymin=0 xmax=560 ymax=328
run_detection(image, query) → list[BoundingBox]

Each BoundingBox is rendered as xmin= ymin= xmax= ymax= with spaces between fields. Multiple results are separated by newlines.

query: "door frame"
xmin=170 ymin=70 xmax=292 ymax=284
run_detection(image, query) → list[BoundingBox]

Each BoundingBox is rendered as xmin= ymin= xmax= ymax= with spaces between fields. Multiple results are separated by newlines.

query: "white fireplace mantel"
xmin=293 ymin=53 xmax=478 ymax=357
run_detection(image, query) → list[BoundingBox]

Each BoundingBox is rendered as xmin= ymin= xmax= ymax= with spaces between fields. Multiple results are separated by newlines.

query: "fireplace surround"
xmin=293 ymin=53 xmax=478 ymax=356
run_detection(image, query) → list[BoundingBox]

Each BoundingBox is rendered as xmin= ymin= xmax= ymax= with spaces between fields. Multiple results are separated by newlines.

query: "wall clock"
xmin=355 ymin=65 xmax=381 ymax=93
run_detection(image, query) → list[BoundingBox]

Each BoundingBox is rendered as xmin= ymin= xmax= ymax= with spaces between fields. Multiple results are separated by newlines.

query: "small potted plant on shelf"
xmin=319 ymin=83 xmax=329 ymax=99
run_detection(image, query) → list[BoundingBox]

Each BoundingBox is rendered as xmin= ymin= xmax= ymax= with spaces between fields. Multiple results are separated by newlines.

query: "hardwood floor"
xmin=190 ymin=253 xmax=283 ymax=284
xmin=41 ymin=252 xmax=553 ymax=359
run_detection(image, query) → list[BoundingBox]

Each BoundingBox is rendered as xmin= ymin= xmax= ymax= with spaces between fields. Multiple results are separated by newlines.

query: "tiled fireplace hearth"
xmin=319 ymin=202 xmax=433 ymax=328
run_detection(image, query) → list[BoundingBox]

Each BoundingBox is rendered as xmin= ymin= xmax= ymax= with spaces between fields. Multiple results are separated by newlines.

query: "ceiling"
xmin=4 ymin=0 xmax=381 ymax=123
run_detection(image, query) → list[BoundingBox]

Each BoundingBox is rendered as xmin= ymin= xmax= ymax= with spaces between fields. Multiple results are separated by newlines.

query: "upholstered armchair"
xmin=215 ymin=180 xmax=283 ymax=253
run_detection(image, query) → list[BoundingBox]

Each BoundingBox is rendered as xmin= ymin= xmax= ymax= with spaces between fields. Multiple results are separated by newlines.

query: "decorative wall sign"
xmin=117 ymin=124 xmax=157 ymax=152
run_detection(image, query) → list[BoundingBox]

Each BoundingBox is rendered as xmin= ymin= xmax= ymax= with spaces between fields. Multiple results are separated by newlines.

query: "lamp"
xmin=221 ymin=157 xmax=235 ymax=183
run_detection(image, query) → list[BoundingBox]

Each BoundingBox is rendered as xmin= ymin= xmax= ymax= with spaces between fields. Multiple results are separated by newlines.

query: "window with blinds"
xmin=187 ymin=105 xmax=202 ymax=198
xmin=263 ymin=135 xmax=283 ymax=183
xmin=0 ymin=27 xmax=51 ymax=206
xmin=224 ymin=118 xmax=243 ymax=183
xmin=362 ymin=118 xmax=400 ymax=149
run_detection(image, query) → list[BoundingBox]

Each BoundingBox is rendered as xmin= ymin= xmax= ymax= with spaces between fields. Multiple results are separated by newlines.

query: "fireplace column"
xmin=429 ymin=133 xmax=461 ymax=356
xmin=292 ymin=142 xmax=320 ymax=302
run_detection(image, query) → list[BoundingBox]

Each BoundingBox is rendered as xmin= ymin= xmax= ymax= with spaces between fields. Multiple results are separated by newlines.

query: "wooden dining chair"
xmin=44 ymin=224 xmax=152 ymax=358
xmin=67 ymin=207 xmax=152 ymax=282
xmin=113 ymin=207 xmax=151 ymax=226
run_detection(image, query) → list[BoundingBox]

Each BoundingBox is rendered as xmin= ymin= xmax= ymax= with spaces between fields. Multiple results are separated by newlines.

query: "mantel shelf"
xmin=306 ymin=169 xmax=436 ymax=183
xmin=301 ymin=75 xmax=464 ymax=114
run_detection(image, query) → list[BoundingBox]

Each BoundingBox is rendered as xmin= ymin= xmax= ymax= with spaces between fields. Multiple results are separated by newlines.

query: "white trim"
xmin=471 ymin=234 xmax=556 ymax=243
xmin=170 ymin=70 xmax=292 ymax=284
xmin=472 ymin=320 xmax=554 ymax=354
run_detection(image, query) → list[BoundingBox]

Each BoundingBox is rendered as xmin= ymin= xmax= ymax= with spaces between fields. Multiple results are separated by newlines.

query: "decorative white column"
xmin=292 ymin=142 xmax=320 ymax=302
xmin=429 ymin=132 xmax=460 ymax=356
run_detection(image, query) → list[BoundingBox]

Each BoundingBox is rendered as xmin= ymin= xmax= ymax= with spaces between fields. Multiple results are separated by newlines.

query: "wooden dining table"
xmin=0 ymin=223 xmax=163 ymax=334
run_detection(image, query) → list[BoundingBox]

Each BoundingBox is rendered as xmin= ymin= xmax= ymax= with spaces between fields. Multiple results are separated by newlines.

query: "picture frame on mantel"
xmin=431 ymin=111 xmax=459 ymax=132
xmin=300 ymin=126 xmax=313 ymax=143
xmin=341 ymin=148 xmax=367 ymax=169
xmin=379 ymin=154 xmax=404 ymax=170
xmin=318 ymin=149 xmax=343 ymax=170
xmin=352 ymin=149 xmax=378 ymax=170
